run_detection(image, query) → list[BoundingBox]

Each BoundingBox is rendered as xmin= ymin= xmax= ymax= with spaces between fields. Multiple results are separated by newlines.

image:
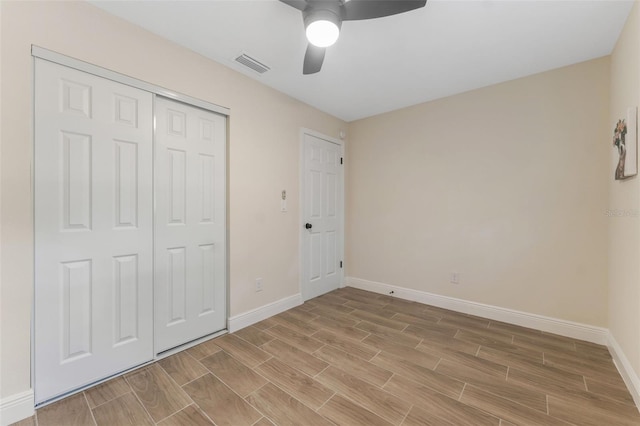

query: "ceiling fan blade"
xmin=343 ymin=0 xmax=426 ymax=21
xmin=303 ymin=44 xmax=326 ymax=75
xmin=279 ymin=0 xmax=308 ymax=11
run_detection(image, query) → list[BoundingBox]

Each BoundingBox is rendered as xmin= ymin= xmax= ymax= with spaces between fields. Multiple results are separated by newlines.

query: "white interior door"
xmin=302 ymin=132 xmax=344 ymax=300
xmin=154 ymin=97 xmax=227 ymax=353
xmin=34 ymin=59 xmax=153 ymax=403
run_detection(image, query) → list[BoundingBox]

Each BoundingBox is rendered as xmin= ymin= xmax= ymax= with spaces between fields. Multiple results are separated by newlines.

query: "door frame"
xmin=31 ymin=47 xmax=231 ymax=406
xmin=299 ymin=128 xmax=345 ymax=302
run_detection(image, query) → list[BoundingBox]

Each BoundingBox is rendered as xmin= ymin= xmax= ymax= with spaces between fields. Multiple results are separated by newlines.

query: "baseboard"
xmin=0 ymin=390 xmax=34 ymax=426
xmin=345 ymin=277 xmax=609 ymax=345
xmin=228 ymin=293 xmax=303 ymax=333
xmin=608 ymin=333 xmax=640 ymax=410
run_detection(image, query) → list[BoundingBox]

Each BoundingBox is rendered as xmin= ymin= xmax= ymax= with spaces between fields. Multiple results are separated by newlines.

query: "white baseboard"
xmin=345 ymin=277 xmax=608 ymax=345
xmin=228 ymin=293 xmax=303 ymax=333
xmin=0 ymin=390 xmax=34 ymax=426
xmin=608 ymin=333 xmax=640 ymax=410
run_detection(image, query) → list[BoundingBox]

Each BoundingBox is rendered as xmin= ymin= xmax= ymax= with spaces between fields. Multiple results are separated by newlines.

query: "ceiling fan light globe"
xmin=306 ymin=20 xmax=340 ymax=47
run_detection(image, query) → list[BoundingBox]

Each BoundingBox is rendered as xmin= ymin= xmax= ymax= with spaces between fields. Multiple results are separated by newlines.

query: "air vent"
xmin=235 ymin=53 xmax=270 ymax=74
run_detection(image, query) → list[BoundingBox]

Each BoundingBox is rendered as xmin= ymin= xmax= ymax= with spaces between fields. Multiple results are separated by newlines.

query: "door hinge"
xmin=340 ymin=157 xmax=343 ymax=165
xmin=340 ymin=261 xmax=343 ymax=268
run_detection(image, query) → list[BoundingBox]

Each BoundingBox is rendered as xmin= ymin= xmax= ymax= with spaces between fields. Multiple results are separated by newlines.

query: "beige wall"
xmin=0 ymin=1 xmax=346 ymax=399
xmin=609 ymin=2 xmax=640 ymax=383
xmin=347 ymin=58 xmax=610 ymax=326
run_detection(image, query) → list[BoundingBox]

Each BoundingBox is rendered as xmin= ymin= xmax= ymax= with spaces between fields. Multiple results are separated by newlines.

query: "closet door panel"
xmin=155 ymin=97 xmax=226 ymax=353
xmin=34 ymin=59 xmax=153 ymax=403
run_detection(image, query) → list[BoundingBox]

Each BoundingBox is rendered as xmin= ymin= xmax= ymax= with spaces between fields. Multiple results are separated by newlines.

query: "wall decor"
xmin=613 ymin=106 xmax=638 ymax=180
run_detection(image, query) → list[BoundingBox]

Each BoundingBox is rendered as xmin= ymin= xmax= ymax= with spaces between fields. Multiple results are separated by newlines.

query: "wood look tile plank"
xmin=312 ymin=294 xmax=352 ymax=308
xmin=309 ymin=316 xmax=370 ymax=341
xmin=400 ymin=405 xmax=458 ymax=426
xmin=316 ymin=366 xmax=411 ymax=425
xmin=126 ymin=364 xmax=191 ymax=422
xmin=349 ymin=310 xmax=408 ymax=331
xmin=157 ymin=405 xmax=214 ymax=426
xmin=371 ymin=351 xmax=464 ymax=399
xmin=446 ymin=370 xmax=548 ymax=413
xmin=183 ymin=374 xmax=261 ymax=426
xmin=391 ymin=312 xmax=441 ymax=328
xmin=507 ymin=361 xmax=588 ymax=395
xmin=84 ymin=376 xmax=131 ymax=408
xmin=252 ymin=319 xmax=276 ymax=330
xmin=460 ymin=385 xmax=572 ymax=426
xmin=512 ymin=333 xmax=577 ymax=354
xmin=435 ymin=352 xmax=508 ymax=383
xmin=309 ymin=307 xmax=360 ymax=326
xmin=255 ymin=357 xmax=334 ymax=410
xmin=337 ymin=291 xmax=389 ymax=307
xmin=356 ymin=321 xmax=421 ymax=348
xmin=363 ymin=334 xmax=440 ymax=369
xmin=311 ymin=329 xmax=379 ymax=360
xmin=159 ymin=352 xmax=208 ymax=386
xmin=438 ymin=315 xmax=492 ymax=331
xmin=574 ymin=341 xmax=613 ymax=359
xmin=260 ymin=338 xmax=329 ymax=376
xmin=282 ymin=307 xmax=319 ymax=323
xmin=313 ymin=344 xmax=393 ymax=387
xmin=543 ymin=352 xmax=619 ymax=381
xmin=383 ymin=374 xmax=500 ymax=426
xmin=318 ymin=394 xmax=394 ymax=426
xmin=234 ymin=326 xmax=275 ymax=347
xmin=265 ymin=324 xmax=324 ymax=353
xmin=402 ymin=323 xmax=458 ymax=340
xmin=199 ymin=350 xmax=267 ymax=397
xmin=415 ymin=335 xmax=480 ymax=358
xmin=213 ymin=334 xmax=271 ymax=367
xmin=477 ymin=345 xmax=544 ymax=372
xmin=585 ymin=377 xmax=636 ymax=406
xmin=91 ymin=392 xmax=153 ymax=426
xmin=186 ymin=339 xmax=222 ymax=361
xmin=343 ymin=300 xmax=398 ymax=318
xmin=246 ymin=383 xmax=334 ymax=426
xmin=270 ymin=312 xmax=321 ymax=336
xmin=487 ymin=320 xmax=543 ymax=339
xmin=37 ymin=393 xmax=95 ymax=426
xmin=384 ymin=298 xmax=435 ymax=317
xmin=478 ymin=340 xmax=543 ymax=361
xmin=548 ymin=394 xmax=640 ymax=426
xmin=454 ymin=328 xmax=513 ymax=346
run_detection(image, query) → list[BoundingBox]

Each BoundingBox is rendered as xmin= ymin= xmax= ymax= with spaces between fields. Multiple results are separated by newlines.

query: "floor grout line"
xmin=82 ymin=392 xmax=98 ymax=426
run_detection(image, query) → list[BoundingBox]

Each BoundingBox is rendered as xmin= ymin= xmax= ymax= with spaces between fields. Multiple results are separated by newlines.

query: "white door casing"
xmin=34 ymin=59 xmax=154 ymax=403
xmin=301 ymin=131 xmax=344 ymax=301
xmin=154 ymin=97 xmax=227 ymax=353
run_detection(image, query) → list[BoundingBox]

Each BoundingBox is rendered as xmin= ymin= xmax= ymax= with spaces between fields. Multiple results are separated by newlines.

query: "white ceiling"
xmin=91 ymin=0 xmax=633 ymax=122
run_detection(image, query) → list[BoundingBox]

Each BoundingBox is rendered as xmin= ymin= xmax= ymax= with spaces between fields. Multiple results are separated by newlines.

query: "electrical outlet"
xmin=255 ymin=278 xmax=263 ymax=292
xmin=450 ymin=272 xmax=460 ymax=284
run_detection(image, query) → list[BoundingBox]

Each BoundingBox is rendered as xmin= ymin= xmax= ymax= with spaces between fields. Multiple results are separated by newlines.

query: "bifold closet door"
xmin=154 ymin=97 xmax=226 ymax=353
xmin=34 ymin=59 xmax=153 ymax=403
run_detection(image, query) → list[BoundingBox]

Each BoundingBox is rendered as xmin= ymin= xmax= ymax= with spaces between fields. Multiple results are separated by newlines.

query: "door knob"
xmin=305 ymin=223 xmax=312 ymax=229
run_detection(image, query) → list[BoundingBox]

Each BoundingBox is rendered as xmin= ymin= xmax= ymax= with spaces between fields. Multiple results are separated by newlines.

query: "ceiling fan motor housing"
xmin=303 ymin=6 xmax=343 ymax=30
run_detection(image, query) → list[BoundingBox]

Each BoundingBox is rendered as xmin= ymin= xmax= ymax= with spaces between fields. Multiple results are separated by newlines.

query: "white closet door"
xmin=154 ymin=97 xmax=226 ymax=353
xmin=34 ymin=59 xmax=153 ymax=403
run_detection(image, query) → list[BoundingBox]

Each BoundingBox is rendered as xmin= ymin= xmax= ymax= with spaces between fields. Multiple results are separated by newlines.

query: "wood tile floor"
xmin=15 ymin=287 xmax=640 ymax=426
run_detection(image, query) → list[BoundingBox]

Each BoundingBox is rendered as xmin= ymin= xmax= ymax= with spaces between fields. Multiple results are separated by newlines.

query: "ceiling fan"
xmin=280 ymin=0 xmax=427 ymax=74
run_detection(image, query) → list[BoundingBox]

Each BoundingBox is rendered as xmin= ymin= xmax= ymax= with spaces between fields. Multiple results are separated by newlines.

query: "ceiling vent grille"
xmin=235 ymin=53 xmax=270 ymax=74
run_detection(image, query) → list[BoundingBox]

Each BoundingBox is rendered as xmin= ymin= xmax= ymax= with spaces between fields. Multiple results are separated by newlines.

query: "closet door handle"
xmin=305 ymin=223 xmax=312 ymax=229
